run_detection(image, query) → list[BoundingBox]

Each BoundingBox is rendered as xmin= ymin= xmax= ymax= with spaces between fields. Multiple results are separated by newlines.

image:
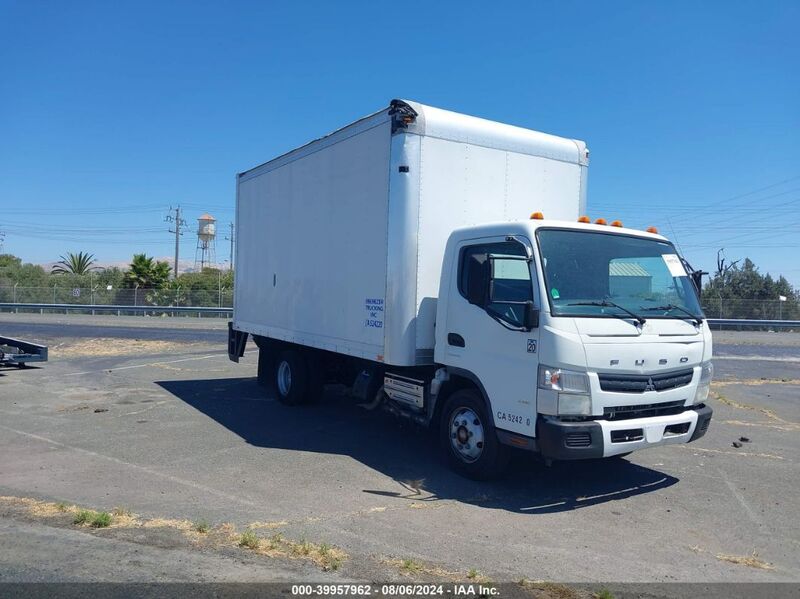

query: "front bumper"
xmin=537 ymin=404 xmax=713 ymax=460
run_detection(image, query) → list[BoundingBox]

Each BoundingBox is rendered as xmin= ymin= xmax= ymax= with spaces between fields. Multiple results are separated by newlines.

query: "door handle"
xmin=447 ymin=333 xmax=465 ymax=347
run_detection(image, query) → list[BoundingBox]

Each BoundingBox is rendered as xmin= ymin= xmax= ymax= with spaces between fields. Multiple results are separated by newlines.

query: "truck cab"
xmin=432 ymin=216 xmax=712 ymax=477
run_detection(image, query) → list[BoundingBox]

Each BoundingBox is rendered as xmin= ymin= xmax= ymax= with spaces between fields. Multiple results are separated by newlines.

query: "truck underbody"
xmin=229 ymin=325 xmax=712 ymax=478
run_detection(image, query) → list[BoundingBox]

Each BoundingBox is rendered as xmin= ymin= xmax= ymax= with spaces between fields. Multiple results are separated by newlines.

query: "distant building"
xmin=609 ymin=262 xmax=652 ymax=297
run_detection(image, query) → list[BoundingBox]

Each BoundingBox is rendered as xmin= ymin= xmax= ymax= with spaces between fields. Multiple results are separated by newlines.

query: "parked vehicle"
xmin=228 ymin=100 xmax=712 ymax=478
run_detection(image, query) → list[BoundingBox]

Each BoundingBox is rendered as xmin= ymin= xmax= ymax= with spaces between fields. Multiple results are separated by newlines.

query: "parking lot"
xmin=1 ymin=313 xmax=798 ymax=586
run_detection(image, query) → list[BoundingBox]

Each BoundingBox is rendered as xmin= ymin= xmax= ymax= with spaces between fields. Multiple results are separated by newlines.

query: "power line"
xmin=0 ymin=204 xmax=168 ymax=216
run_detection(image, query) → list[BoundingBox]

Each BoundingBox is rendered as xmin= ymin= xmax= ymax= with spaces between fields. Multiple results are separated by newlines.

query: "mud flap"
xmin=227 ymin=322 xmax=248 ymax=362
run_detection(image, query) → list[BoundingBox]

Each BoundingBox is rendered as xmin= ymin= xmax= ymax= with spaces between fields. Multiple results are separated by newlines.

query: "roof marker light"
xmin=594 ymin=218 xmax=607 ymax=225
xmin=646 ymin=226 xmax=658 ymax=233
xmin=530 ymin=212 xmax=544 ymax=220
xmin=577 ymin=216 xmax=591 ymax=223
xmin=610 ymin=220 xmax=624 ymax=227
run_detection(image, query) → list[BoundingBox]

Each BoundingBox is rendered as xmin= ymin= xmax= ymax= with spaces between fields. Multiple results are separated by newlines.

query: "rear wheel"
xmin=440 ymin=389 xmax=508 ymax=480
xmin=273 ymin=350 xmax=310 ymax=405
xmin=272 ymin=348 xmax=324 ymax=405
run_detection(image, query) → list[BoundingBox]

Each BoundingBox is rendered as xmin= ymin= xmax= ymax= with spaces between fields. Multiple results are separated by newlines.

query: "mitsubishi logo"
xmin=644 ymin=377 xmax=656 ymax=392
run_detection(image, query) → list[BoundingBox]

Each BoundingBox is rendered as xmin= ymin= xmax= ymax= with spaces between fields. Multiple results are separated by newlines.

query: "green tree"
xmin=51 ymin=251 xmax=98 ymax=275
xmin=172 ymin=267 xmax=233 ymax=306
xmin=701 ymin=257 xmax=798 ymax=319
xmin=123 ymin=254 xmax=171 ymax=289
xmin=0 ymin=254 xmax=49 ymax=302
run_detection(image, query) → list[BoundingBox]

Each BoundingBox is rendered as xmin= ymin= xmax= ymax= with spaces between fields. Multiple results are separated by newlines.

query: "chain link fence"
xmin=0 ymin=286 xmax=233 ymax=308
xmin=701 ymin=299 xmax=798 ymax=321
xmin=1 ymin=286 xmax=797 ymax=322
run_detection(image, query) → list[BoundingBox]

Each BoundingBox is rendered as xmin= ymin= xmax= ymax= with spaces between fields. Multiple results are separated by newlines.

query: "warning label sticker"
xmin=662 ymin=254 xmax=687 ymax=278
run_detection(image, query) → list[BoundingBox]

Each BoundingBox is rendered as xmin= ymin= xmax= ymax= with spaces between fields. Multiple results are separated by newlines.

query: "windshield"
xmin=536 ymin=229 xmax=704 ymax=319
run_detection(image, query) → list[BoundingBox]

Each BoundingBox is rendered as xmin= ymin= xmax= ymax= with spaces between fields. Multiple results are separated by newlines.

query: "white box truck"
xmin=229 ymin=100 xmax=713 ymax=479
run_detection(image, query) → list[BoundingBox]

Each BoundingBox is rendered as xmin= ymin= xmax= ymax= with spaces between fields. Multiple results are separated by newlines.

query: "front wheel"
xmin=440 ymin=389 xmax=508 ymax=480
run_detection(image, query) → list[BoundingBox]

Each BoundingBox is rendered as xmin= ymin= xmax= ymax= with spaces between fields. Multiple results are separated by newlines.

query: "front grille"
xmin=604 ymin=399 xmax=686 ymax=421
xmin=598 ymin=369 xmax=694 ymax=394
xmin=565 ymin=432 xmax=592 ymax=448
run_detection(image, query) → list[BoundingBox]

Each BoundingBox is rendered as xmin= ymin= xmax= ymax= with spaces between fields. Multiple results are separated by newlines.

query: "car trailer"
xmin=0 ymin=335 xmax=48 ymax=368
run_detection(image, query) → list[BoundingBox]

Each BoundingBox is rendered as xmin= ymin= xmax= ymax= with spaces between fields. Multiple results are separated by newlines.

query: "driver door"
xmin=443 ymin=237 xmax=541 ymax=438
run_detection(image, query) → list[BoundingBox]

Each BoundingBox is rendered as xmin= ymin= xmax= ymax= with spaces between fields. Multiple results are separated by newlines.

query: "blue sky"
xmin=1 ymin=1 xmax=798 ymax=285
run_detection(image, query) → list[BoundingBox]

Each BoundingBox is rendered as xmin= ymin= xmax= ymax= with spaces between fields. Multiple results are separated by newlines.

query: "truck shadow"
xmin=157 ymin=376 xmax=679 ymax=514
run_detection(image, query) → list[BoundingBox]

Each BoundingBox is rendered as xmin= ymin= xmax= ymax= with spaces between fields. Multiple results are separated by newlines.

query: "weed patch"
xmin=239 ymin=529 xmax=260 ymax=549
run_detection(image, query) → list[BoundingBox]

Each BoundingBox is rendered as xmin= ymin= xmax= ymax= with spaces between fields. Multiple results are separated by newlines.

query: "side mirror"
xmin=690 ymin=270 xmax=706 ymax=295
xmin=524 ymin=300 xmax=539 ymax=330
xmin=466 ymin=253 xmax=489 ymax=307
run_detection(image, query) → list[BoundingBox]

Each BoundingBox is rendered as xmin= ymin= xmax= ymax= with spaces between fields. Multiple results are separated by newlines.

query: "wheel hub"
xmin=449 ymin=407 xmax=485 ymax=463
xmin=277 ymin=360 xmax=292 ymax=396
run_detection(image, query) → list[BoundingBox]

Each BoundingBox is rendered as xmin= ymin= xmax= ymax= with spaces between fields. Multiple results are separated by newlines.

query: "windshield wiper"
xmin=567 ymin=300 xmax=646 ymax=325
xmin=639 ymin=304 xmax=703 ymax=325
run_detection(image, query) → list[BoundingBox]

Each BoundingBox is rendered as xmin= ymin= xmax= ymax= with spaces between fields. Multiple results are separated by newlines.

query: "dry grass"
xmin=49 ymin=338 xmax=206 ymax=358
xmin=0 ymin=495 xmax=346 ymax=571
xmin=677 ymin=445 xmax=784 ymax=460
xmin=249 ymin=520 xmax=288 ymax=530
xmin=716 ymin=550 xmax=774 ymax=570
xmin=382 ymin=557 xmax=490 ymax=583
xmin=709 ymin=390 xmax=800 ymax=431
xmin=2 ymin=496 xmax=78 ymax=518
xmin=407 ymin=502 xmax=442 ymax=510
xmin=518 ymin=579 xmax=581 ymax=599
xmin=141 ymin=517 xmax=194 ymax=531
xmin=382 ymin=557 xmax=457 ymax=579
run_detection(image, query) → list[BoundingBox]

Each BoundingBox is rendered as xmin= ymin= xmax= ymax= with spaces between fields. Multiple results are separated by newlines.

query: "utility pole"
xmin=225 ymin=222 xmax=235 ymax=271
xmin=165 ymin=206 xmax=187 ymax=278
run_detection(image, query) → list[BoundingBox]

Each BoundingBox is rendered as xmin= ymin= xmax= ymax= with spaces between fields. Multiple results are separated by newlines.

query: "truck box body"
xmin=234 ymin=100 xmax=589 ymax=367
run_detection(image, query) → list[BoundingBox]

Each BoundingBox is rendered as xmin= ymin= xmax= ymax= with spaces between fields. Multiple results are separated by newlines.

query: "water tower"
xmin=194 ymin=213 xmax=217 ymax=270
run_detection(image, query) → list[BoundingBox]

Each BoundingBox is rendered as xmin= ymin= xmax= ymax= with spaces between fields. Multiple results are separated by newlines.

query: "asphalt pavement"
xmin=0 ymin=314 xmax=798 ymax=588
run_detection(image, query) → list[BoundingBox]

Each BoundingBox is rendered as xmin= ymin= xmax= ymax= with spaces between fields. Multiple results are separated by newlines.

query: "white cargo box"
xmin=234 ymin=100 xmax=589 ymax=367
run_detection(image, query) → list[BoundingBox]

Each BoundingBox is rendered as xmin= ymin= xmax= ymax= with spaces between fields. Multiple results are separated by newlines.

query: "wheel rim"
xmin=449 ymin=407 xmax=485 ymax=463
xmin=277 ymin=360 xmax=292 ymax=396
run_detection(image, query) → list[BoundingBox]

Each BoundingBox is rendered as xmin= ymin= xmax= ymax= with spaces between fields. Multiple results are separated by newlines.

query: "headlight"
xmin=558 ymin=393 xmax=591 ymax=416
xmin=693 ymin=360 xmax=713 ymax=405
xmin=538 ymin=365 xmax=590 ymax=394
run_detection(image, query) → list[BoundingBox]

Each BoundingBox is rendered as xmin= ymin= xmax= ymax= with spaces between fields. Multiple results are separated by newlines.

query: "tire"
xmin=273 ymin=350 xmax=310 ymax=405
xmin=440 ymin=389 xmax=508 ymax=480
xmin=257 ymin=346 xmax=274 ymax=388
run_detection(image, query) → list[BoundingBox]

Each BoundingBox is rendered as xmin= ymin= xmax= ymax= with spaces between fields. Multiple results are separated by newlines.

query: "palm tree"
xmin=51 ymin=251 xmax=98 ymax=275
xmin=123 ymin=254 xmax=171 ymax=289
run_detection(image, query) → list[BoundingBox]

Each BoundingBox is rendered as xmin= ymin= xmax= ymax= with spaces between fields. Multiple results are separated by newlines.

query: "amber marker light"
xmin=646 ymin=226 xmax=659 ymax=233
xmin=594 ymin=218 xmax=607 ymax=225
xmin=577 ymin=216 xmax=591 ymax=223
xmin=610 ymin=220 xmax=624 ymax=227
xmin=530 ymin=212 xmax=544 ymax=220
